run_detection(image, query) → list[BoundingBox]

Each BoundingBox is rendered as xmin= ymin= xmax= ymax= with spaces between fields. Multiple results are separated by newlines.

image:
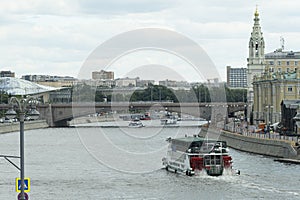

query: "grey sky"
xmin=0 ymin=0 xmax=299 ymax=81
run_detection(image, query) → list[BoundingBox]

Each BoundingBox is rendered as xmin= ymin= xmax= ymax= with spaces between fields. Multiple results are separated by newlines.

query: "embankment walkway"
xmin=199 ymin=127 xmax=300 ymax=161
xmin=0 ymin=120 xmax=49 ymax=134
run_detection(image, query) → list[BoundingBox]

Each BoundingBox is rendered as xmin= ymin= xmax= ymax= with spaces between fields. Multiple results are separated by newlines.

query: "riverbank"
xmin=70 ymin=116 xmax=204 ymax=128
xmin=0 ymin=120 xmax=49 ymax=134
xmin=199 ymin=127 xmax=300 ymax=160
xmin=69 ymin=115 xmax=115 ymax=126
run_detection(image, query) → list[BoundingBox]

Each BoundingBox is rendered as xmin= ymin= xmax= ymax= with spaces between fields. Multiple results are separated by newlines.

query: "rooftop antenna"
xmin=280 ymin=36 xmax=285 ymax=50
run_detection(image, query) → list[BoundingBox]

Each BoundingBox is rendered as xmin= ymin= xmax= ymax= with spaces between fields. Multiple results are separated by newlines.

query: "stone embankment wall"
xmin=69 ymin=116 xmax=115 ymax=126
xmin=200 ymin=127 xmax=298 ymax=159
xmin=0 ymin=120 xmax=49 ymax=134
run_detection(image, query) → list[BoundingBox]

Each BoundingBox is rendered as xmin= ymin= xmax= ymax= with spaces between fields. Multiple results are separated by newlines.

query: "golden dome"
xmin=254 ymin=7 xmax=259 ymax=17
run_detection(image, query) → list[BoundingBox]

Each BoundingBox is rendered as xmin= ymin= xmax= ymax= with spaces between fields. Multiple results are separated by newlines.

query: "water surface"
xmin=0 ymin=122 xmax=299 ymax=199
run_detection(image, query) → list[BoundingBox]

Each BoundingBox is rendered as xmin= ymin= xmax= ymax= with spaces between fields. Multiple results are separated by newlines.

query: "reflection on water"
xmin=0 ymin=122 xmax=299 ymax=199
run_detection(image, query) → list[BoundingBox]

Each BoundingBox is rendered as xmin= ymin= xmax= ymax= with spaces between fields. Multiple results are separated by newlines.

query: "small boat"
xmin=128 ymin=118 xmax=144 ymax=128
xmin=161 ymin=116 xmax=177 ymax=125
xmin=162 ymin=135 xmax=239 ymax=176
xmin=140 ymin=112 xmax=151 ymax=120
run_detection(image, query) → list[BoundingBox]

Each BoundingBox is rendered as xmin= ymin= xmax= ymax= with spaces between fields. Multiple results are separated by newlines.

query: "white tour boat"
xmin=162 ymin=135 xmax=239 ymax=176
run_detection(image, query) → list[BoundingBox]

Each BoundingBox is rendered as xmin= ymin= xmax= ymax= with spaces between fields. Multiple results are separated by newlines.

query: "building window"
xmin=278 ymin=68 xmax=281 ymax=72
xmin=278 ymin=61 xmax=281 ymax=66
xmin=269 ymin=61 xmax=274 ymax=65
xmin=288 ymin=87 xmax=293 ymax=92
xmin=255 ymin=41 xmax=259 ymax=55
xmin=287 ymin=61 xmax=290 ymax=66
xmin=295 ymin=61 xmax=298 ymax=66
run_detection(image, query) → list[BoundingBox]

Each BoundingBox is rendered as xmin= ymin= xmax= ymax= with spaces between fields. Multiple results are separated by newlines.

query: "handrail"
xmin=0 ymin=154 xmax=20 ymax=171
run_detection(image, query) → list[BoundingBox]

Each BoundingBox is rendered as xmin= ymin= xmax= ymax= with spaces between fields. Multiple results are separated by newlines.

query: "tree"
xmin=130 ymin=85 xmax=178 ymax=102
xmin=0 ymin=91 xmax=9 ymax=104
xmin=225 ymin=87 xmax=247 ymax=102
xmin=191 ymin=84 xmax=210 ymax=102
xmin=72 ymin=83 xmax=96 ymax=102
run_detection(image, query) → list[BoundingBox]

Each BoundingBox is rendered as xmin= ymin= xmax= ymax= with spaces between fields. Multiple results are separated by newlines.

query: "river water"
xmin=0 ymin=120 xmax=300 ymax=199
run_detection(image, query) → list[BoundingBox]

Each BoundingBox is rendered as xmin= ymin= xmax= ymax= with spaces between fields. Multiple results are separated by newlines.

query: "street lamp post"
xmin=269 ymin=109 xmax=271 ymax=126
xmin=150 ymin=86 xmax=153 ymax=102
xmin=6 ymin=96 xmax=39 ymax=200
xmin=233 ymin=115 xmax=236 ymax=132
xmin=265 ymin=105 xmax=273 ymax=124
xmin=265 ymin=105 xmax=273 ymax=138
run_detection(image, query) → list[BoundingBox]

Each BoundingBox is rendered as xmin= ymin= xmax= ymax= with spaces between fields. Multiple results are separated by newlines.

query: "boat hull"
xmin=162 ymin=136 xmax=236 ymax=176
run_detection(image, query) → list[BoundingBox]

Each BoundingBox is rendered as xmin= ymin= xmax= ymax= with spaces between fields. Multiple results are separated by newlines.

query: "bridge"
xmin=0 ymin=102 xmax=247 ymax=127
xmin=36 ymin=102 xmax=246 ymax=126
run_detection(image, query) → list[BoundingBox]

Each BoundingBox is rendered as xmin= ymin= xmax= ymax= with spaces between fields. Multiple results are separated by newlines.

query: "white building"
xmin=115 ymin=77 xmax=137 ymax=87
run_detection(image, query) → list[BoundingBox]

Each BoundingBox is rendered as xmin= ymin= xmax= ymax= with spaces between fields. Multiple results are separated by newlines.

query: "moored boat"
xmin=128 ymin=118 xmax=144 ymax=128
xmin=140 ymin=112 xmax=151 ymax=120
xmin=162 ymin=135 xmax=239 ymax=176
xmin=160 ymin=116 xmax=177 ymax=125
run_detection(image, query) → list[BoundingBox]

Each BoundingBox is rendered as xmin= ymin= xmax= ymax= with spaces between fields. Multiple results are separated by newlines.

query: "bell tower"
xmin=246 ymin=7 xmax=265 ymax=124
xmin=247 ymin=7 xmax=265 ymax=104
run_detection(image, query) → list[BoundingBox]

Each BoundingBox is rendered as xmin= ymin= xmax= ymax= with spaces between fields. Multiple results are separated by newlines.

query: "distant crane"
xmin=280 ymin=36 xmax=285 ymax=50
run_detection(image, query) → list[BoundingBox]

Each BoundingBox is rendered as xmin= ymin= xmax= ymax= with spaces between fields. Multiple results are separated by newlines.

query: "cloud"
xmin=0 ymin=0 xmax=299 ymax=81
xmin=0 ymin=0 xmax=79 ymax=15
xmin=78 ymin=0 xmax=178 ymax=14
xmin=0 ymin=0 xmax=177 ymax=16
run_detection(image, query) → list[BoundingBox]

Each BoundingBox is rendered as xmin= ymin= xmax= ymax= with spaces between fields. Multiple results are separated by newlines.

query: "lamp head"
xmin=26 ymin=108 xmax=40 ymax=120
xmin=5 ymin=108 xmax=17 ymax=119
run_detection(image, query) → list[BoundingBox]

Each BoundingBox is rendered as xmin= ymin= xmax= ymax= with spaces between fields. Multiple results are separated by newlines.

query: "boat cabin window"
xmin=170 ymin=138 xmax=226 ymax=154
xmin=189 ymin=141 xmax=203 ymax=153
xmin=200 ymin=143 xmax=215 ymax=152
xmin=217 ymin=141 xmax=227 ymax=148
xmin=170 ymin=143 xmax=189 ymax=152
xmin=204 ymin=155 xmax=222 ymax=166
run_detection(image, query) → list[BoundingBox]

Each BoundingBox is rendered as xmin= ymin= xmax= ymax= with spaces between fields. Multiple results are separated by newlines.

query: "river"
xmin=0 ymin=120 xmax=299 ymax=199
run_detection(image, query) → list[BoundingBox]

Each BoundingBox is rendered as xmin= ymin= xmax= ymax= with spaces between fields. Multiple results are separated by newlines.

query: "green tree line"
xmin=71 ymin=83 xmax=247 ymax=103
xmin=0 ymin=91 xmax=9 ymax=104
xmin=1 ymin=83 xmax=246 ymax=104
xmin=129 ymin=84 xmax=246 ymax=103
